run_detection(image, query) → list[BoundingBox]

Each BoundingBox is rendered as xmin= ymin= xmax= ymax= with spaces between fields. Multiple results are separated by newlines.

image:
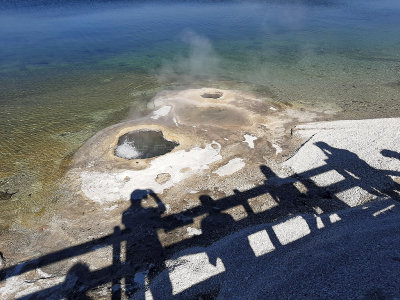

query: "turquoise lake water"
xmin=0 ymin=0 xmax=400 ymax=228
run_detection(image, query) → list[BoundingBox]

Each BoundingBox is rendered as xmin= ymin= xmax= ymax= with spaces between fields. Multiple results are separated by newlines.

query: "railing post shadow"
xmin=112 ymin=226 xmax=122 ymax=300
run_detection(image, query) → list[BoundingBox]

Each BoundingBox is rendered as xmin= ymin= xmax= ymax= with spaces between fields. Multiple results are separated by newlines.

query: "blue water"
xmin=0 ymin=0 xmax=400 ymax=227
xmin=1 ymin=0 xmax=400 ymax=77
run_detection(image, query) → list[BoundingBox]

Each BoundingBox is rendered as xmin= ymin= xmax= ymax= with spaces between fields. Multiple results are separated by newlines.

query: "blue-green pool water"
xmin=1 ymin=0 xmax=400 ymax=228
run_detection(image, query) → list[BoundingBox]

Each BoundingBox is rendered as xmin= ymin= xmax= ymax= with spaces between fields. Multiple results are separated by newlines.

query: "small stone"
xmin=201 ymin=91 xmax=223 ymax=99
xmin=155 ymin=173 xmax=171 ymax=184
xmin=187 ymin=227 xmax=202 ymax=237
xmin=180 ymin=167 xmax=191 ymax=173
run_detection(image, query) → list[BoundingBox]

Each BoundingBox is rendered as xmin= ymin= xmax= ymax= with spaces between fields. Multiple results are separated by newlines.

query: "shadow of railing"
xmin=1 ymin=143 xmax=399 ymax=299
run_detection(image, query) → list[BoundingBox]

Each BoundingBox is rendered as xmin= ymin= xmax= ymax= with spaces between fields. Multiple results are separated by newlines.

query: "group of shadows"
xmin=1 ymin=142 xmax=400 ymax=299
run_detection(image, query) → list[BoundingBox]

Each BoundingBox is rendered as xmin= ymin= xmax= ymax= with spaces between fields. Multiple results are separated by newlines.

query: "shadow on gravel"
xmin=1 ymin=143 xmax=399 ymax=299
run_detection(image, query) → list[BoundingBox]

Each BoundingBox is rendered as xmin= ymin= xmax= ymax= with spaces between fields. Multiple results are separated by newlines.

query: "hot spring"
xmin=114 ymin=130 xmax=179 ymax=160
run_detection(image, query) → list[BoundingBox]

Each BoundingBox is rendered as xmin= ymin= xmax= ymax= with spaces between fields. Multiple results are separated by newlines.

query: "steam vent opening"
xmin=201 ymin=91 xmax=223 ymax=99
xmin=115 ymin=130 xmax=179 ymax=159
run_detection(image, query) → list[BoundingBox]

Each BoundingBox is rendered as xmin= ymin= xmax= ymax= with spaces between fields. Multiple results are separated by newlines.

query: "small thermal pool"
xmin=114 ymin=130 xmax=179 ymax=159
xmin=201 ymin=91 xmax=223 ymax=99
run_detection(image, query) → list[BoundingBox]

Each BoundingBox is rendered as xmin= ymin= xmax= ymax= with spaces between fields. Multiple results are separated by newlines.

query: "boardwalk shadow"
xmin=1 ymin=143 xmax=399 ymax=299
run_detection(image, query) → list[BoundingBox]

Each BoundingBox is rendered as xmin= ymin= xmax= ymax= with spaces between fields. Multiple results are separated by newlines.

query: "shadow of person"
xmin=63 ymin=263 xmax=92 ymax=300
xmin=33 ymin=263 xmax=92 ymax=300
xmin=259 ymin=164 xmax=333 ymax=231
xmin=381 ymin=149 xmax=400 ymax=198
xmin=261 ymin=162 xmax=350 ymax=215
xmin=260 ymin=165 xmax=311 ymax=213
xmin=315 ymin=142 xmax=400 ymax=201
xmin=122 ymin=189 xmax=170 ymax=298
xmin=198 ymin=195 xmax=237 ymax=264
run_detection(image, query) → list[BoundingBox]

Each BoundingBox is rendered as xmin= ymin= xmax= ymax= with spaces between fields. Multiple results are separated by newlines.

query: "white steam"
xmin=115 ymin=140 xmax=141 ymax=159
xmin=157 ymin=30 xmax=220 ymax=83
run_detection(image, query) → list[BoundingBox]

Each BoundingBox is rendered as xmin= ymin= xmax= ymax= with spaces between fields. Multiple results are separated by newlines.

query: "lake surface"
xmin=1 ymin=0 xmax=400 ymax=230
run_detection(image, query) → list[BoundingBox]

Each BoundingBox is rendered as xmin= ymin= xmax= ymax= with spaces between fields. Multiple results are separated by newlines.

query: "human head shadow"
xmin=17 ymin=263 xmax=92 ymax=300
